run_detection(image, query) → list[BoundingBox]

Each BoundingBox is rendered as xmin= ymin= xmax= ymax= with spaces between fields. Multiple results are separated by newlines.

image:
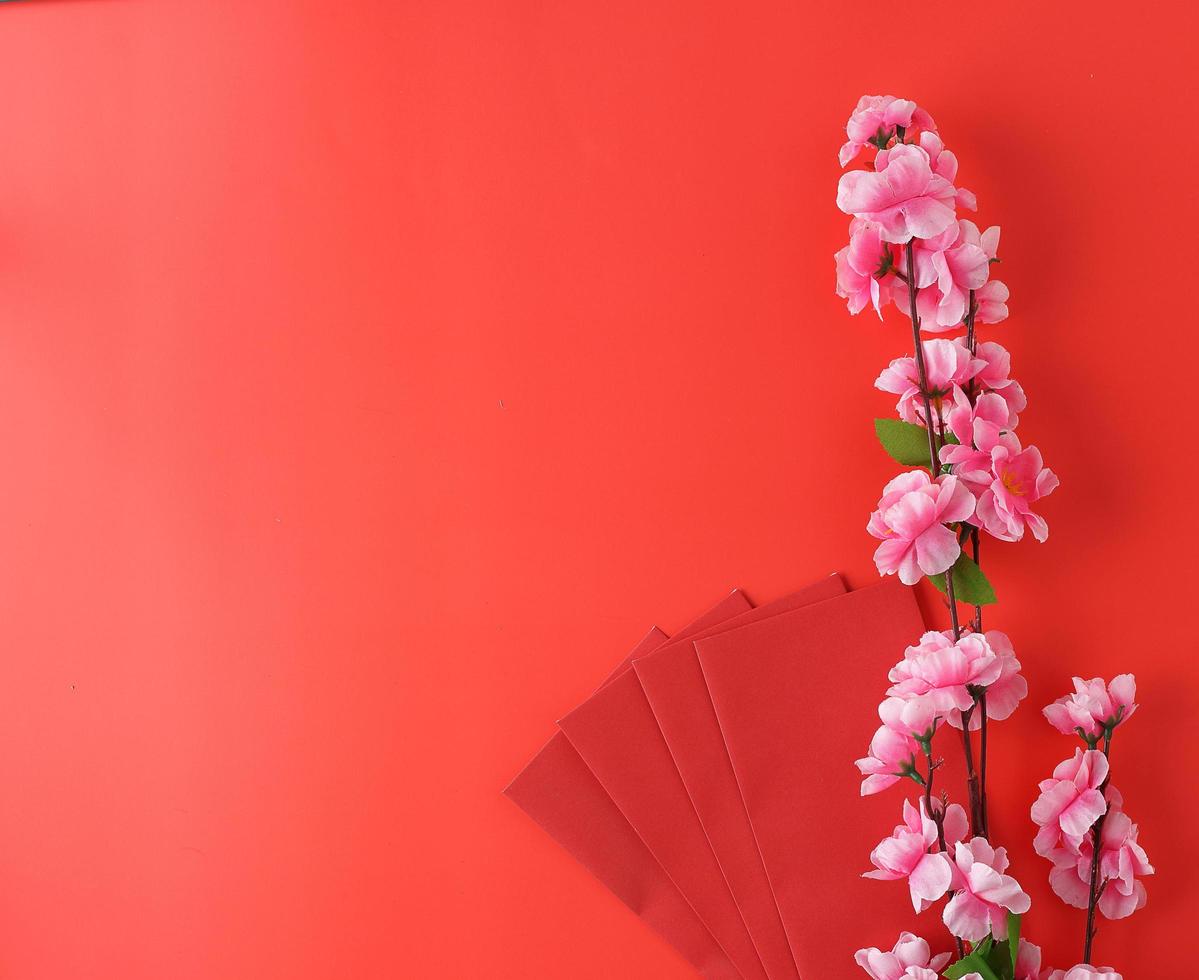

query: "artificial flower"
xmin=839 ymin=95 xmax=937 ymax=167
xmin=887 ymin=630 xmax=1002 ymax=716
xmin=867 ymin=472 xmax=975 ymax=585
xmin=939 ymin=389 xmax=1013 ymax=493
xmin=864 ymin=799 xmax=968 ymax=912
xmin=913 ymin=221 xmax=991 ymax=329
xmin=943 ymin=837 xmax=1031 ymax=942
xmin=972 ymin=341 xmax=1026 ymax=425
xmin=1046 ymin=968 xmax=1122 ymax=979
xmin=958 ymin=219 xmax=1001 ymax=263
xmin=955 ymin=220 xmax=1007 ymax=324
xmin=836 ymin=219 xmax=900 ymax=317
xmin=837 ymin=143 xmax=959 ymax=244
xmin=875 ymin=338 xmax=984 ymax=425
xmin=916 ymin=132 xmax=976 ymax=211
xmin=974 ymin=278 xmax=1010 ymax=323
xmin=877 ymin=695 xmax=939 ymax=739
xmin=1047 ymin=788 xmax=1153 ymax=920
xmin=1013 ymin=938 xmax=1043 ymax=980
xmin=856 ymin=724 xmax=922 ymax=796
xmin=974 ymin=440 xmax=1058 ymax=542
xmin=1031 ymin=748 xmax=1109 ymax=858
xmin=951 ymin=630 xmax=1027 ymax=730
xmin=853 ymin=931 xmax=951 ymax=980
xmin=1043 ymin=675 xmax=1137 ymax=740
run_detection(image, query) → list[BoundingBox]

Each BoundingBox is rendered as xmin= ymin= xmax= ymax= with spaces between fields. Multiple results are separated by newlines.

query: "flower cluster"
xmin=835 ymin=96 xmax=1002 ymax=328
xmin=854 ymin=931 xmax=949 ymax=980
xmin=856 ymin=628 xmax=1027 ymax=798
xmin=857 ymin=628 xmax=1031 ymax=953
xmin=1032 ymin=677 xmax=1153 ymax=925
xmin=887 ymin=628 xmax=1026 ymax=731
xmin=1044 ymin=675 xmax=1137 ymax=743
xmin=837 ymin=97 xmax=1057 ymax=592
xmin=841 ymin=96 xmax=1139 ymax=980
xmin=867 ymin=336 xmax=1056 ymax=581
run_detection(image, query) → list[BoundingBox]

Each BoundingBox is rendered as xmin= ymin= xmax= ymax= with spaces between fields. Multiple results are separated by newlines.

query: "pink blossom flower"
xmin=836 ymin=219 xmax=900 ymax=317
xmin=887 ymin=631 xmax=1001 ymax=716
xmin=853 ymin=931 xmax=951 ymax=980
xmin=943 ymin=837 xmax=1031 ymax=942
xmin=1031 ymin=749 xmax=1109 ymax=858
xmin=975 ymin=439 xmax=1059 ymax=542
xmin=1046 ymin=968 xmax=1122 ymax=980
xmin=1092 ymin=807 xmax=1155 ymax=918
xmin=974 ymin=278 xmax=1010 ymax=323
xmin=856 ymin=724 xmax=922 ymax=796
xmin=913 ymin=222 xmax=991 ymax=330
xmin=877 ymin=695 xmax=939 ymax=739
xmin=1014 ymin=939 xmax=1043 ymax=980
xmin=837 ymin=143 xmax=959 ymax=244
xmin=864 ymin=799 xmax=967 ymax=912
xmin=973 ymin=341 xmax=1026 ymax=425
xmin=1043 ymin=675 xmax=1137 ymax=740
xmin=916 ymin=132 xmax=977 ymax=211
xmin=957 ymin=630 xmax=1027 ymax=730
xmin=1047 ymin=789 xmax=1153 ymax=920
xmin=839 ymin=95 xmax=937 ymax=167
xmin=942 ymin=220 xmax=1008 ymax=324
xmin=867 ymin=472 xmax=975 ymax=585
xmin=939 ymin=388 xmax=1014 ymax=493
xmin=875 ymin=338 xmax=984 ymax=425
xmin=959 ymin=219 xmax=1001 ymax=263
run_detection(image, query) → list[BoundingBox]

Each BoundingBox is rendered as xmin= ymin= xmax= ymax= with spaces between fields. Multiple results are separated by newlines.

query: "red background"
xmin=0 ymin=2 xmax=1192 ymax=977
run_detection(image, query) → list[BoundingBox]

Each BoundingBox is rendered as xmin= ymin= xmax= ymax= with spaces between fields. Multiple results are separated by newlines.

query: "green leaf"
xmin=1007 ymin=912 xmax=1022 ymax=972
xmin=928 ymin=552 xmax=998 ymax=606
xmin=983 ymin=941 xmax=1015 ymax=980
xmin=944 ymin=952 xmax=1002 ymax=980
xmin=874 ymin=418 xmax=936 ymax=467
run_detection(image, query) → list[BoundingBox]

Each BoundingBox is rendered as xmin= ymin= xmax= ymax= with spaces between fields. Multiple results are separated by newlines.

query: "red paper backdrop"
xmin=0 ymin=2 xmax=1192 ymax=978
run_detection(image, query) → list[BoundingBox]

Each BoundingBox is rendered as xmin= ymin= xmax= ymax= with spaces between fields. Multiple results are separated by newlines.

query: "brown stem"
xmin=958 ymin=705 xmax=982 ymax=833
xmin=921 ymin=741 xmax=965 ymax=960
xmin=1083 ymin=731 xmax=1114 ymax=963
xmin=965 ymin=289 xmax=978 ymax=358
xmin=903 ymin=243 xmax=962 ymax=642
xmin=979 ymin=694 xmax=989 ymax=839
xmin=971 ymin=528 xmax=982 ymax=632
xmin=921 ymin=744 xmax=945 ymax=850
xmin=965 ymin=289 xmax=984 ymax=636
xmin=904 ymin=244 xmax=943 ymax=477
xmin=944 ymin=565 xmax=962 ymax=638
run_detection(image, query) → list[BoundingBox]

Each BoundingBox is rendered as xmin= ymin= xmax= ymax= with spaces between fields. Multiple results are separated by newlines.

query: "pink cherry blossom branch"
xmin=979 ymin=692 xmax=990 ymax=839
xmin=901 ymin=241 xmax=962 ymax=642
xmin=957 ymin=708 xmax=982 ymax=836
xmin=900 ymin=238 xmax=988 ymax=838
xmin=841 ymin=97 xmax=1105 ymax=976
xmin=963 ymin=292 xmax=992 ymax=839
xmin=918 ymin=737 xmax=967 ymax=959
xmin=961 ymin=287 xmax=991 ymax=839
xmin=1083 ymin=728 xmax=1114 ymax=963
xmin=963 ymin=288 xmax=986 ymax=633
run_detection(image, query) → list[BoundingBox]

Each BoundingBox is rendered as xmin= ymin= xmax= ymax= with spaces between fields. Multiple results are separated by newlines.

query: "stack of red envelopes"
xmin=505 ymin=576 xmax=939 ymax=978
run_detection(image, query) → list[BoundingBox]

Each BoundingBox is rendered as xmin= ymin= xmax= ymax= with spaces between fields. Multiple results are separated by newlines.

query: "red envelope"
xmin=505 ymin=594 xmax=754 ymax=979
xmin=632 ymin=575 xmax=846 ymax=980
xmin=695 ymin=580 xmax=928 ymax=978
xmin=506 ymin=626 xmax=737 ymax=979
xmin=505 ymin=732 xmax=738 ymax=978
xmin=558 ymin=591 xmax=774 ymax=980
